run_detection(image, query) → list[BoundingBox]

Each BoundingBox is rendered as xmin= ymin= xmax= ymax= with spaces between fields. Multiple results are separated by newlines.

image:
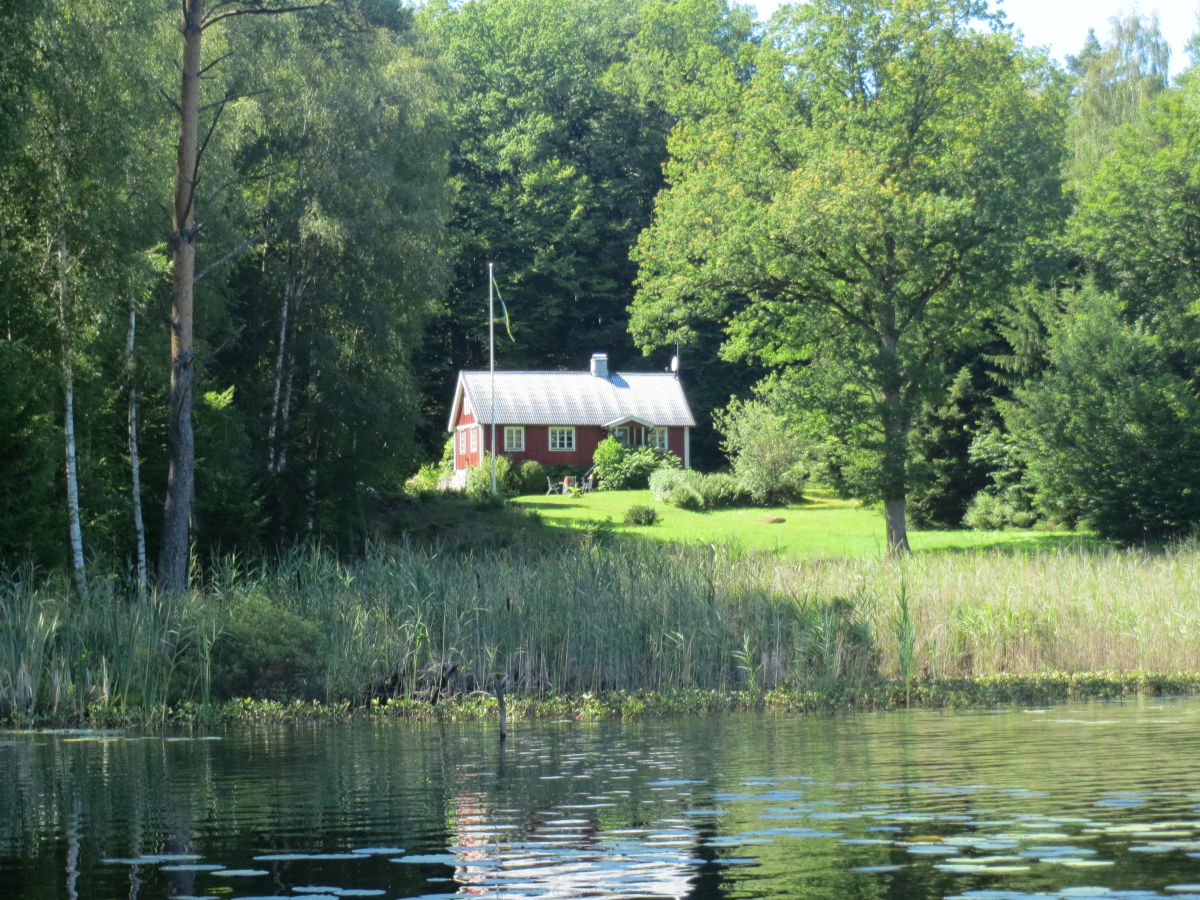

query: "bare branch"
xmin=198 ymin=51 xmax=234 ymax=77
xmin=202 ymin=2 xmax=323 ymax=30
xmin=195 ymin=207 xmax=302 ymax=283
xmin=199 ymin=87 xmax=268 ymax=113
xmin=158 ymin=86 xmax=182 ymax=114
xmin=195 ymin=170 xmax=276 ymax=223
xmin=183 ymin=90 xmax=234 ymax=223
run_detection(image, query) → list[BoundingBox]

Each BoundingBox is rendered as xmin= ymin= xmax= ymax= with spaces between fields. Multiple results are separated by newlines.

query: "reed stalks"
xmin=4 ymin=536 xmax=1200 ymax=722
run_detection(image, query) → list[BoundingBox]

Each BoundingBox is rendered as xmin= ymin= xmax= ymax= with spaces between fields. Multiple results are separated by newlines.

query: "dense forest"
xmin=1 ymin=0 xmax=1197 ymax=584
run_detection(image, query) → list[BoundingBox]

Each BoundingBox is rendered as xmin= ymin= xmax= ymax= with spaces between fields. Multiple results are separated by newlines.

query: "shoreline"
xmin=7 ymin=672 xmax=1200 ymax=729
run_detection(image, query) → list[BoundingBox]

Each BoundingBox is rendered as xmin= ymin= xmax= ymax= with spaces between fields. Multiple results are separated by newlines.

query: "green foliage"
xmin=466 ymin=452 xmax=514 ymax=497
xmin=405 ymin=464 xmax=444 ymax=495
xmin=667 ymin=483 xmax=705 ymax=511
xmin=0 ymin=342 xmax=62 ymax=567
xmin=648 ymin=466 xmax=699 ymax=501
xmin=1066 ymin=14 xmax=1170 ymax=184
xmin=714 ymin=395 xmax=808 ymax=505
xmin=695 ymin=471 xmax=751 ymax=509
xmin=592 ymin=436 xmax=626 ymax=480
xmin=1008 ymin=289 xmax=1200 ymax=541
xmin=962 ymin=424 xmax=1038 ymax=530
xmin=962 ymin=492 xmax=1037 ymax=531
xmin=623 ymin=504 xmax=658 ymax=526
xmin=515 ymin=459 xmax=547 ymax=495
xmin=631 ymin=0 xmax=1068 ymax=549
xmin=210 ymin=592 xmax=324 ymax=701
xmin=1071 ymin=78 xmax=1200 ymax=321
xmin=651 ymin=466 xmax=763 ymax=510
xmin=592 ymin=436 xmax=680 ymax=489
xmin=417 ymin=0 xmax=750 ymax=386
xmin=906 ymin=367 xmax=992 ymax=527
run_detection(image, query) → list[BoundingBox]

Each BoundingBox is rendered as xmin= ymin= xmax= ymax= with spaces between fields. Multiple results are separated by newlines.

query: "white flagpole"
xmin=489 ymin=262 xmax=497 ymax=494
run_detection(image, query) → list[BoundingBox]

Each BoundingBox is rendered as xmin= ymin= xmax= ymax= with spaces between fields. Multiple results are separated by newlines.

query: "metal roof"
xmin=449 ymin=370 xmax=696 ymax=430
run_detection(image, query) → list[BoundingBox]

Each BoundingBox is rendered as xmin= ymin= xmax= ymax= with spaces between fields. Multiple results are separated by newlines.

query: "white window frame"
xmin=650 ymin=426 xmax=669 ymax=451
xmin=469 ymin=428 xmax=479 ymax=453
xmin=504 ymin=426 xmax=525 ymax=452
xmin=548 ymin=426 xmax=576 ymax=452
xmin=614 ymin=426 xmax=631 ymax=447
xmin=458 ymin=429 xmax=466 ymax=454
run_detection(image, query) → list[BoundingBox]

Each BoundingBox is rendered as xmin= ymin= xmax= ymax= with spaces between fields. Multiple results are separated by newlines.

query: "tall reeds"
xmin=4 ymin=537 xmax=1200 ymax=721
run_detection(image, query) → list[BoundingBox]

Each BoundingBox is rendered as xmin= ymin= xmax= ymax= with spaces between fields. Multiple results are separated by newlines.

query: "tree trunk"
xmin=126 ymin=299 xmax=147 ymax=597
xmin=57 ymin=224 xmax=87 ymax=601
xmin=884 ymin=495 xmax=909 ymax=556
xmin=878 ymin=327 xmax=910 ymax=556
xmin=160 ymin=0 xmax=203 ymax=592
xmin=266 ymin=263 xmax=295 ymax=474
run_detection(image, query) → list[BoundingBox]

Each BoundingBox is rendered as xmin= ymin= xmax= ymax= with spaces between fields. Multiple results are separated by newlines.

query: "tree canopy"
xmin=630 ymin=0 xmax=1067 ymax=552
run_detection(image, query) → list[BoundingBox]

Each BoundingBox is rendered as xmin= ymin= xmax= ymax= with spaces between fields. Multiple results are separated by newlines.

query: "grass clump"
xmin=624 ymin=505 xmax=659 ymax=526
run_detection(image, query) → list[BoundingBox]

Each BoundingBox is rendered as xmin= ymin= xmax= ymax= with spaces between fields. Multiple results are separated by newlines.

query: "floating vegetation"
xmin=209 ymin=868 xmax=270 ymax=877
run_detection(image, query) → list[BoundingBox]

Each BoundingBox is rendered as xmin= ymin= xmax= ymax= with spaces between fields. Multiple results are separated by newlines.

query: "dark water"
xmin=4 ymin=699 xmax=1200 ymax=900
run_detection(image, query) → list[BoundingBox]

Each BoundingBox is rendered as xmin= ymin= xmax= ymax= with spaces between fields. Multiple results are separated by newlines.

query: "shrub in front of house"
xmin=714 ymin=395 xmax=809 ymax=505
xmin=667 ymin=483 xmax=705 ymax=511
xmin=405 ymin=464 xmax=442 ymax=495
xmin=697 ymin=471 xmax=752 ymax=509
xmin=623 ymin=504 xmax=659 ymax=526
xmin=466 ymin=452 xmax=515 ymax=497
xmin=592 ymin=436 xmax=680 ymax=490
xmin=516 ymin=459 xmax=547 ymax=494
xmin=649 ymin=467 xmax=701 ymax=501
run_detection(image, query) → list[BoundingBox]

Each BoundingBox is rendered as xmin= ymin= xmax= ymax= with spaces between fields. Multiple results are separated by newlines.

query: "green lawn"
xmin=513 ymin=487 xmax=1095 ymax=559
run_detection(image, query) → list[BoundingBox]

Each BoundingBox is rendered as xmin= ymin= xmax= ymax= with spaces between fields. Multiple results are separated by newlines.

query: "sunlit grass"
xmin=514 ymin=487 xmax=1097 ymax=559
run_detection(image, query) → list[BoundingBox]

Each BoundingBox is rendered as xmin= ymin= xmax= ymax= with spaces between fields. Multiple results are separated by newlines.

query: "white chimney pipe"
xmin=590 ymin=353 xmax=609 ymax=378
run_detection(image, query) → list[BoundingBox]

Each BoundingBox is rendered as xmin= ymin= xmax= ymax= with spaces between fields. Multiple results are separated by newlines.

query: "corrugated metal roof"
xmin=450 ymin=370 xmax=696 ymax=429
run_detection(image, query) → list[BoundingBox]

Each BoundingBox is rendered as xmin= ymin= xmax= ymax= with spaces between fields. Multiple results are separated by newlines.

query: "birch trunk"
xmin=267 ymin=262 xmax=296 ymax=473
xmin=160 ymin=0 xmax=203 ymax=592
xmin=276 ymin=276 xmax=306 ymax=475
xmin=57 ymin=224 xmax=87 ymax=600
xmin=126 ymin=299 xmax=148 ymax=596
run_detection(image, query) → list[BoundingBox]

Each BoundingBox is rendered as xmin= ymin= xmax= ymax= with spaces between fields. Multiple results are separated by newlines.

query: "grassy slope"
xmin=514 ymin=488 xmax=1096 ymax=559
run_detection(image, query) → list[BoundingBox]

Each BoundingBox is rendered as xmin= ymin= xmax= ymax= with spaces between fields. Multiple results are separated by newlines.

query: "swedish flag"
xmin=495 ymin=284 xmax=515 ymax=342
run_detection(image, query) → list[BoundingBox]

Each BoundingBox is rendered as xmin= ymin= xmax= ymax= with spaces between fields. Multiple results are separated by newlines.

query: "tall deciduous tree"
xmin=630 ymin=0 xmax=1066 ymax=553
xmin=161 ymin=0 xmax=322 ymax=592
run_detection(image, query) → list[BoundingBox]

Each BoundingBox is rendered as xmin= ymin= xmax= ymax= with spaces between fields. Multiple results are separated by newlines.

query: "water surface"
xmin=4 ymin=698 xmax=1200 ymax=899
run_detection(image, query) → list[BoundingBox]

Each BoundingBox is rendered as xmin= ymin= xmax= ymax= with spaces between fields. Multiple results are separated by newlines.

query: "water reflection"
xmin=3 ymin=700 xmax=1200 ymax=899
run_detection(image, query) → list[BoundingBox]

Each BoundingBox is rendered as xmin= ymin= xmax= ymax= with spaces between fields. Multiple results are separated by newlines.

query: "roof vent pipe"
xmin=590 ymin=353 xmax=608 ymax=378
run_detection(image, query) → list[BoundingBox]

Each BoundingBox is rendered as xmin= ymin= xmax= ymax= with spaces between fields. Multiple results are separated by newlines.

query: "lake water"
xmin=4 ymin=699 xmax=1200 ymax=899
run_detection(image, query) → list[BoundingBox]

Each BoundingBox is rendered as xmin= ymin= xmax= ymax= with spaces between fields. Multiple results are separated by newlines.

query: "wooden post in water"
xmin=496 ymin=674 xmax=508 ymax=741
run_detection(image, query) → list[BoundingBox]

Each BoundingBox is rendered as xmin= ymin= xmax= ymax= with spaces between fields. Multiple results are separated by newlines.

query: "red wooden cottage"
xmin=447 ymin=353 xmax=696 ymax=477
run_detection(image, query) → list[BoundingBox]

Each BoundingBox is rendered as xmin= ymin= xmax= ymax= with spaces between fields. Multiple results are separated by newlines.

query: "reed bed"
xmin=3 ymin=537 xmax=1200 ymax=722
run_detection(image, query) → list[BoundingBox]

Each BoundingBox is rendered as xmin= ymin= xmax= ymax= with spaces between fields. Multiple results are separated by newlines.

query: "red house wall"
xmin=484 ymin=424 xmax=607 ymax=468
xmin=453 ymin=407 xmax=482 ymax=470
xmin=454 ymin=415 xmax=691 ymax=472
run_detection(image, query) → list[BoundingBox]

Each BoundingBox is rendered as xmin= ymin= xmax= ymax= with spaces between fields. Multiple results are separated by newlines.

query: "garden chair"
xmin=546 ymin=476 xmax=563 ymax=495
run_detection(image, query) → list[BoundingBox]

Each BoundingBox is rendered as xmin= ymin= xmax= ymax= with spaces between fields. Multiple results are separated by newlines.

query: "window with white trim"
xmin=469 ymin=428 xmax=479 ymax=453
xmin=650 ymin=426 xmax=669 ymax=451
xmin=549 ymin=426 xmax=576 ymax=451
xmin=458 ymin=430 xmax=466 ymax=454
xmin=504 ymin=426 xmax=525 ymax=452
